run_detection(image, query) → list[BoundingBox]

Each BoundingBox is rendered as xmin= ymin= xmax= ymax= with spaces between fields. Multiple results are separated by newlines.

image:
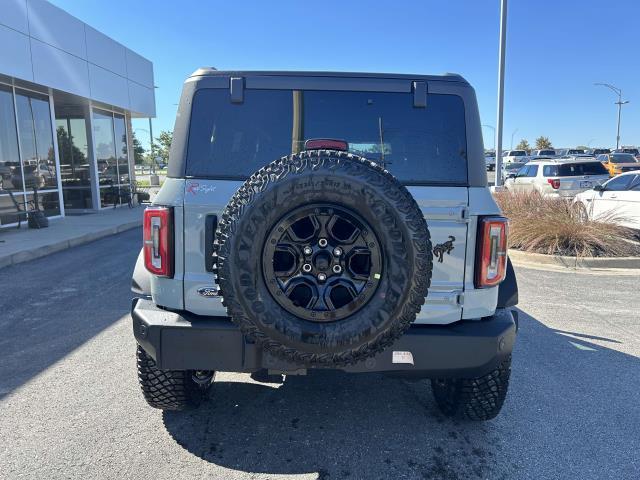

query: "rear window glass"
xmin=186 ymin=89 xmax=468 ymax=184
xmin=538 ymin=150 xmax=555 ymax=155
xmin=544 ymin=162 xmax=608 ymax=176
xmin=504 ymin=162 xmax=525 ymax=171
xmin=610 ymin=153 xmax=638 ymax=163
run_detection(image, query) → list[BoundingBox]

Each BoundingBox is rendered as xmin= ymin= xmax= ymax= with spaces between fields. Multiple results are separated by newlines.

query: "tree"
xmin=575 ymin=145 xmax=589 ymax=150
xmin=131 ymin=131 xmax=146 ymax=165
xmin=152 ymin=130 xmax=173 ymax=166
xmin=515 ymin=139 xmax=531 ymax=151
xmin=56 ymin=126 xmax=87 ymax=165
xmin=534 ymin=136 xmax=553 ymax=150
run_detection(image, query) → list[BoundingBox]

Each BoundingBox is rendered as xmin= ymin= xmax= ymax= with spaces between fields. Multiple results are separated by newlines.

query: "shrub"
xmin=493 ymin=190 xmax=640 ymax=257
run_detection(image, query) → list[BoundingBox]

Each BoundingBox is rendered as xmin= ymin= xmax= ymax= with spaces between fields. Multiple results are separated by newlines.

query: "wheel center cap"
xmin=314 ymin=252 xmax=331 ymax=271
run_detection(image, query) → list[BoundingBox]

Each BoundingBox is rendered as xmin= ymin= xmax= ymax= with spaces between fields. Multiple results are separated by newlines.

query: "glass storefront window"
xmin=0 ymin=85 xmax=21 ymax=192
xmin=57 ymin=117 xmax=92 ymax=209
xmin=93 ymin=108 xmax=131 ymax=208
xmin=1 ymin=86 xmax=61 ymax=224
xmin=114 ymin=114 xmax=129 ymax=184
xmin=15 ymin=92 xmax=58 ymax=191
xmin=93 ymin=109 xmax=117 ymax=187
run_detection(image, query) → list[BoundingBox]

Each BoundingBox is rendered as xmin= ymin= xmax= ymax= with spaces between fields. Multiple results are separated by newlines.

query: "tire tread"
xmin=215 ymin=150 xmax=433 ymax=367
xmin=431 ymin=356 xmax=511 ymax=421
xmin=136 ymin=346 xmax=207 ymax=411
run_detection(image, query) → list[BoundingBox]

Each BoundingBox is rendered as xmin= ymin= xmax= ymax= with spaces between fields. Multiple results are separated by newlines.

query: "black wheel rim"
xmin=262 ymin=204 xmax=383 ymax=322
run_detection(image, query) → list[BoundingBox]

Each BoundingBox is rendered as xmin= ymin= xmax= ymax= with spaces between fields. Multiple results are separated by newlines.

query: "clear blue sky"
xmin=52 ymin=0 xmax=640 ymax=150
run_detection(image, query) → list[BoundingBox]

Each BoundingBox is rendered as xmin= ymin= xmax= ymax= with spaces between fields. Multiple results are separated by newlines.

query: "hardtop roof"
xmin=528 ymin=156 xmax=601 ymax=164
xmin=188 ymin=68 xmax=468 ymax=84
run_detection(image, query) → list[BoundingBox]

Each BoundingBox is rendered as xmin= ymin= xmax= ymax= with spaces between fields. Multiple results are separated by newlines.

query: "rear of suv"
xmin=597 ymin=153 xmax=640 ymax=177
xmin=504 ymin=157 xmax=609 ymax=197
xmin=131 ymin=70 xmax=518 ymax=420
xmin=502 ymin=150 xmax=528 ymax=163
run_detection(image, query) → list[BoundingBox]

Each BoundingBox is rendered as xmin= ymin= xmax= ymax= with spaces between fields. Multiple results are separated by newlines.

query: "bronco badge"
xmin=433 ymin=236 xmax=455 ymax=263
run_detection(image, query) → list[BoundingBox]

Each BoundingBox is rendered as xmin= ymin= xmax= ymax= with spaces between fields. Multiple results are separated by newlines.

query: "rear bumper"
xmin=132 ymin=298 xmax=517 ymax=378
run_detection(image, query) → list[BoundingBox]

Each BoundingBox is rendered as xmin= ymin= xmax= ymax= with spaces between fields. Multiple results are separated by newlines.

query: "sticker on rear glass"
xmin=392 ymin=351 xmax=414 ymax=365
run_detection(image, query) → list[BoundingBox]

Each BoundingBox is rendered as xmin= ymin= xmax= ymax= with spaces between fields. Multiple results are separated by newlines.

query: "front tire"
xmin=431 ymin=356 xmax=511 ymax=421
xmin=136 ymin=346 xmax=214 ymax=410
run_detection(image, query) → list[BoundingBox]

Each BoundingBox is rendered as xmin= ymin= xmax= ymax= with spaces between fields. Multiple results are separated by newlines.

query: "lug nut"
xmin=303 ymin=246 xmax=313 ymax=255
xmin=332 ymin=265 xmax=342 ymax=274
xmin=318 ymin=238 xmax=328 ymax=248
xmin=317 ymin=273 xmax=327 ymax=282
xmin=333 ymin=247 xmax=343 ymax=256
xmin=302 ymin=263 xmax=312 ymax=273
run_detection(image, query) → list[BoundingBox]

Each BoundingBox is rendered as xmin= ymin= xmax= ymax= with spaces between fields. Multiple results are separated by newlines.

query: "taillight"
xmin=547 ymin=178 xmax=560 ymax=189
xmin=475 ymin=216 xmax=508 ymax=288
xmin=143 ymin=206 xmax=174 ymax=277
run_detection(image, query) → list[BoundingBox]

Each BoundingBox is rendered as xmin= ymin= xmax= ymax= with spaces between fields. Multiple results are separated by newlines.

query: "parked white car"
xmin=573 ymin=171 xmax=640 ymax=229
xmin=502 ymin=150 xmax=528 ymax=163
xmin=504 ymin=157 xmax=610 ymax=197
xmin=557 ymin=148 xmax=587 ymax=156
xmin=485 ymin=151 xmax=496 ymax=171
xmin=501 ymin=161 xmax=527 ymax=184
xmin=531 ymin=149 xmax=556 ymax=157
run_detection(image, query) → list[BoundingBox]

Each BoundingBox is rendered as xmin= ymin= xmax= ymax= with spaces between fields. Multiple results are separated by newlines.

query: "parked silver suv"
xmin=504 ymin=156 xmax=610 ymax=197
xmin=131 ymin=70 xmax=518 ymax=420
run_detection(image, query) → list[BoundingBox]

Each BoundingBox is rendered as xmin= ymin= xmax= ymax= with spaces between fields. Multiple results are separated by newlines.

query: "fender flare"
xmin=497 ymin=257 xmax=518 ymax=308
xmin=131 ymin=249 xmax=151 ymax=297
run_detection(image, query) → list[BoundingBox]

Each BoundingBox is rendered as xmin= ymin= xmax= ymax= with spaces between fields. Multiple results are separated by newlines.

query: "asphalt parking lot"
xmin=1 ymin=229 xmax=638 ymax=480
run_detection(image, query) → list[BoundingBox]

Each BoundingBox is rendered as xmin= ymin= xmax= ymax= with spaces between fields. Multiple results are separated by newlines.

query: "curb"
xmin=0 ymin=220 xmax=141 ymax=270
xmin=508 ymin=249 xmax=640 ymax=273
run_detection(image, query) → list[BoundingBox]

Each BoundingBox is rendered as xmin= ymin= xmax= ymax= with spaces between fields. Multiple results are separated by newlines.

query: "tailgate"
xmin=183 ymin=181 xmax=468 ymax=324
xmin=407 ymin=187 xmax=468 ymax=324
xmin=558 ymin=175 xmax=609 ymax=193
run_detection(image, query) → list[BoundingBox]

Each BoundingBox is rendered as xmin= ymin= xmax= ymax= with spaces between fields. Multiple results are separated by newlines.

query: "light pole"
xmin=594 ymin=83 xmax=629 ymax=149
xmin=510 ymin=128 xmax=519 ymax=149
xmin=494 ymin=0 xmax=508 ymax=186
xmin=148 ymin=118 xmax=155 ymax=174
xmin=482 ymin=124 xmax=496 ymax=150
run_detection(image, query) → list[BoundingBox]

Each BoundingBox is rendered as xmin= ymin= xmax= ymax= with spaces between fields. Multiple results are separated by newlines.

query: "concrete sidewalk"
xmin=0 ymin=206 xmax=143 ymax=269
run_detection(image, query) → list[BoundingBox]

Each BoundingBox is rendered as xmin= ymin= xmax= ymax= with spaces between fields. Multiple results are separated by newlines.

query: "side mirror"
xmin=593 ymin=184 xmax=605 ymax=191
xmin=506 ymin=173 xmax=517 ymax=179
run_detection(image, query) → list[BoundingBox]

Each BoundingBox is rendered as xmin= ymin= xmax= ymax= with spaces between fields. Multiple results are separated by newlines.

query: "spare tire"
xmin=215 ymin=150 xmax=432 ymax=366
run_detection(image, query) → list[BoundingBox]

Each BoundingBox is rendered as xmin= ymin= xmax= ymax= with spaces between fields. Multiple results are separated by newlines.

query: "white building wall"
xmin=0 ymin=0 xmax=155 ymax=117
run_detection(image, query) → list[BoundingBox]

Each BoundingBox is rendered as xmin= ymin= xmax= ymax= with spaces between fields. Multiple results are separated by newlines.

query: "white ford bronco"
xmin=131 ymin=69 xmax=518 ymax=420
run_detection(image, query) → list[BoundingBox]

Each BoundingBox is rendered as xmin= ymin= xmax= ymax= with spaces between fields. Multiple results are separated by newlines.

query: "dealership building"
xmin=0 ymin=0 xmax=155 ymax=227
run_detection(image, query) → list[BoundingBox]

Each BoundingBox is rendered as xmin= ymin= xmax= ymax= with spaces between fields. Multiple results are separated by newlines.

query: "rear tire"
xmin=431 ymin=356 xmax=511 ymax=421
xmin=136 ymin=346 xmax=214 ymax=410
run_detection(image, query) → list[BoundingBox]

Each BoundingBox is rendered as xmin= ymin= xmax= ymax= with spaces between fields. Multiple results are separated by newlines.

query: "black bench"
xmin=0 ymin=189 xmax=36 ymax=229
